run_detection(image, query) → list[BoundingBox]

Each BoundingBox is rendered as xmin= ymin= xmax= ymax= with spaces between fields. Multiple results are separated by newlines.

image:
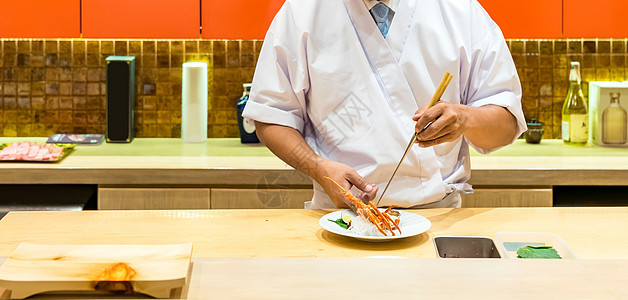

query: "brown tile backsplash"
xmin=512 ymin=39 xmax=628 ymax=139
xmin=1 ymin=38 xmax=628 ymax=139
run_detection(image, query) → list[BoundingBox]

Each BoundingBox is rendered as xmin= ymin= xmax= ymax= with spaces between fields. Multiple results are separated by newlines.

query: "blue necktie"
xmin=370 ymin=2 xmax=390 ymax=38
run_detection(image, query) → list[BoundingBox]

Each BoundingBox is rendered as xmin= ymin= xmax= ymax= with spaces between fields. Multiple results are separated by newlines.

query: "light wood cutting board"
xmin=0 ymin=243 xmax=193 ymax=299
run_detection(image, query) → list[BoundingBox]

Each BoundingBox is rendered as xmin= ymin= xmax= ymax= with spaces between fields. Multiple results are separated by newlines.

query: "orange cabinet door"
xmin=82 ymin=0 xmax=200 ymax=38
xmin=564 ymin=0 xmax=628 ymax=38
xmin=0 ymin=0 xmax=80 ymax=38
xmin=478 ymin=0 xmax=562 ymax=39
xmin=202 ymin=0 xmax=285 ymax=39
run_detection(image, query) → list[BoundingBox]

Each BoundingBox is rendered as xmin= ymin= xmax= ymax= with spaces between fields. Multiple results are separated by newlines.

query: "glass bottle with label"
xmin=561 ymin=62 xmax=588 ymax=145
xmin=602 ymin=92 xmax=627 ymax=145
xmin=236 ymin=83 xmax=260 ymax=143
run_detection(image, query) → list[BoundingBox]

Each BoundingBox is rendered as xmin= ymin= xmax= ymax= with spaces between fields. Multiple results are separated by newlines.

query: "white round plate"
xmin=319 ymin=210 xmax=431 ymax=242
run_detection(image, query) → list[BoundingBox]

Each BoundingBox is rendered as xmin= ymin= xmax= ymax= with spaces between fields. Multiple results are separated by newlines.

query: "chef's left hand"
xmin=412 ymin=100 xmax=468 ymax=147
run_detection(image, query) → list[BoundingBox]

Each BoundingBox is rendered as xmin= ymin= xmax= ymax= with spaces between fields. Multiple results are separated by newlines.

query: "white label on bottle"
xmin=562 ymin=121 xmax=569 ymax=141
xmin=569 ymin=114 xmax=588 ymax=142
xmin=243 ymin=117 xmax=256 ymax=134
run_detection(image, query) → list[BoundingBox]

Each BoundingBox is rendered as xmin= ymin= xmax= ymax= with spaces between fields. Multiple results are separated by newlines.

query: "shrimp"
xmin=324 ymin=177 xmax=401 ymax=236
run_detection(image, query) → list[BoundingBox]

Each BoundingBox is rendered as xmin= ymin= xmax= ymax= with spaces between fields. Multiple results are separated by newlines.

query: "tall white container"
xmin=181 ymin=62 xmax=208 ymax=143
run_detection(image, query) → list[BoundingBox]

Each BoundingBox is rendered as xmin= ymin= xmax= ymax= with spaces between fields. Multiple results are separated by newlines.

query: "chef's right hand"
xmin=315 ymin=159 xmax=379 ymax=208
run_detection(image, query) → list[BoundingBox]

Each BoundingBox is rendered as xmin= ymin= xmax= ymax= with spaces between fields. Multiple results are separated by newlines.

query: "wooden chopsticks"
xmin=427 ymin=72 xmax=453 ymax=108
xmin=375 ymin=72 xmax=454 ymax=207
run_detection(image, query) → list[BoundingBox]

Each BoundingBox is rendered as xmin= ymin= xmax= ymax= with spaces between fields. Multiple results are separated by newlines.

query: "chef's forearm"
xmin=254 ymin=121 xmax=324 ymax=180
xmin=462 ymin=105 xmax=519 ymax=149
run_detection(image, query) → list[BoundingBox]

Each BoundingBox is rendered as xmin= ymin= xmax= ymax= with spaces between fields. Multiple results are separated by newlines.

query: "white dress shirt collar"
xmin=362 ymin=0 xmax=398 ymax=11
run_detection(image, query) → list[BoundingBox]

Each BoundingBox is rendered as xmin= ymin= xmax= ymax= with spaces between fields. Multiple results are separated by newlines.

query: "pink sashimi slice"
xmin=51 ymin=147 xmax=63 ymax=155
xmin=0 ymin=144 xmax=18 ymax=155
xmin=17 ymin=143 xmax=30 ymax=155
xmin=27 ymin=145 xmax=41 ymax=158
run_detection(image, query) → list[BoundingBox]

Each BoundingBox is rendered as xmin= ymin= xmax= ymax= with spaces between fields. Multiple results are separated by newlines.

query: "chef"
xmin=243 ymin=0 xmax=527 ymax=209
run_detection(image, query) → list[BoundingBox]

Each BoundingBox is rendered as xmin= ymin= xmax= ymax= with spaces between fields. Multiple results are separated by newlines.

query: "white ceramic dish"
xmin=319 ymin=210 xmax=431 ymax=242
xmin=495 ymin=232 xmax=577 ymax=259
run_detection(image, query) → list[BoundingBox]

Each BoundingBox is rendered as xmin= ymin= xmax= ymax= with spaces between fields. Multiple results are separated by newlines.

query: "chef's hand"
xmin=412 ymin=100 xmax=468 ymax=147
xmin=315 ymin=159 xmax=379 ymax=208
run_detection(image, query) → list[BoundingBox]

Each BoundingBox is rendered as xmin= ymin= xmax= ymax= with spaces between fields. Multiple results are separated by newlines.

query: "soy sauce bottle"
xmin=236 ymin=83 xmax=260 ymax=143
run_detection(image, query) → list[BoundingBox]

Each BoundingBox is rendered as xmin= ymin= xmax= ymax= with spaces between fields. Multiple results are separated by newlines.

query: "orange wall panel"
xmin=564 ymin=0 xmax=628 ymax=38
xmin=478 ymin=0 xmax=562 ymax=39
xmin=0 ymin=0 xmax=80 ymax=38
xmin=202 ymin=0 xmax=284 ymax=39
xmin=82 ymin=0 xmax=200 ymax=38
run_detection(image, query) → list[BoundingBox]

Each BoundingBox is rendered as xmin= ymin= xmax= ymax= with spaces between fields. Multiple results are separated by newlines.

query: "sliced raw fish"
xmin=0 ymin=143 xmax=18 ymax=156
xmin=17 ymin=143 xmax=30 ymax=155
xmin=1 ymin=142 xmax=66 ymax=161
xmin=27 ymin=145 xmax=41 ymax=158
xmin=51 ymin=147 xmax=63 ymax=155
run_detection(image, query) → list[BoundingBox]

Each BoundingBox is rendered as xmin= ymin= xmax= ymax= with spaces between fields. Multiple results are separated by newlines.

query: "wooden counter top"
xmin=1 ymin=208 xmax=627 ymax=299
xmin=0 ymin=207 xmax=626 ymax=259
xmin=1 ymin=138 xmax=628 ymax=186
xmin=182 ymin=258 xmax=628 ymax=299
xmin=1 ymin=257 xmax=626 ymax=299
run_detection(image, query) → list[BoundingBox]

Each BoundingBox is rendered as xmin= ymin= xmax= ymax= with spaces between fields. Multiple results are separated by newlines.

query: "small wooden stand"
xmin=0 ymin=243 xmax=192 ymax=299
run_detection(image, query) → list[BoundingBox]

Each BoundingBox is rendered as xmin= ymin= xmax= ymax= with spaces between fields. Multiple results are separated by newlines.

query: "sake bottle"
xmin=602 ymin=92 xmax=627 ymax=144
xmin=236 ymin=83 xmax=260 ymax=143
xmin=561 ymin=62 xmax=588 ymax=145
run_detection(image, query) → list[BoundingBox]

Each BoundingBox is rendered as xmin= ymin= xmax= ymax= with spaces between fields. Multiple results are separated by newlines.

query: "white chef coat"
xmin=243 ymin=0 xmax=527 ymax=209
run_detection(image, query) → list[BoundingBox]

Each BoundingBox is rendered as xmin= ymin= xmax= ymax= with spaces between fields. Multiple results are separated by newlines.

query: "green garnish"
xmin=53 ymin=144 xmax=77 ymax=150
xmin=0 ymin=143 xmax=76 ymax=150
xmin=328 ymin=218 xmax=349 ymax=229
xmin=517 ymin=246 xmax=562 ymax=259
